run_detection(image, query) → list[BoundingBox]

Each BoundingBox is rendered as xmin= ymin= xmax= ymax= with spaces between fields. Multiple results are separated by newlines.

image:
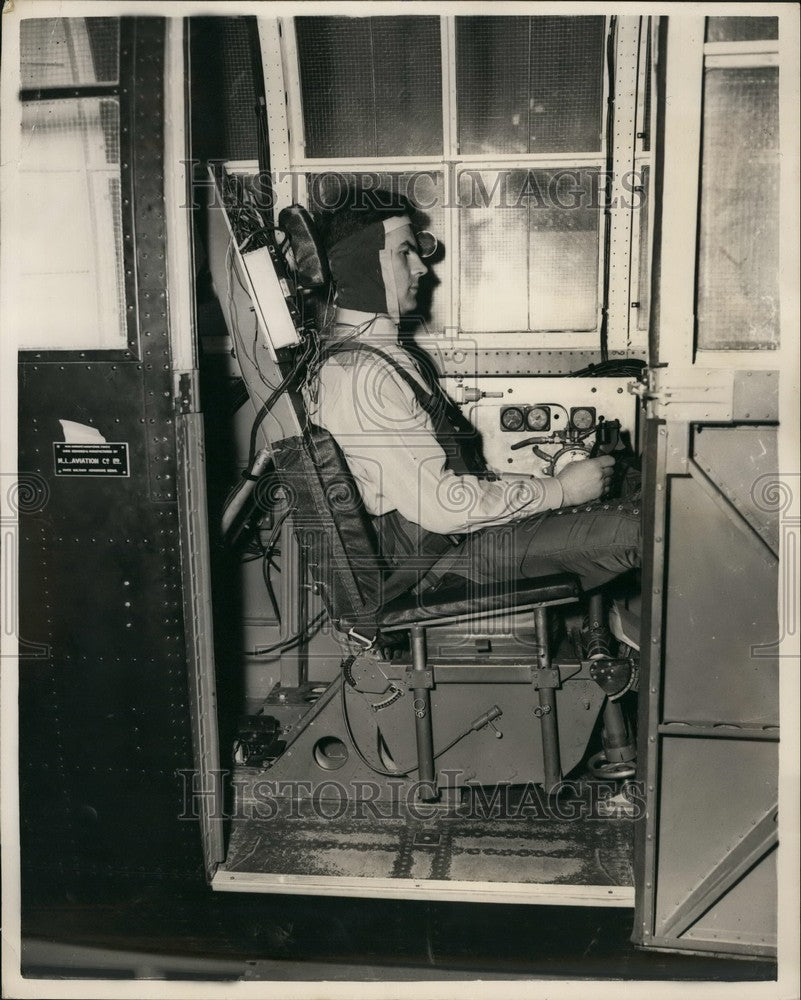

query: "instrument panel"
xmin=444 ymin=376 xmax=639 ymax=479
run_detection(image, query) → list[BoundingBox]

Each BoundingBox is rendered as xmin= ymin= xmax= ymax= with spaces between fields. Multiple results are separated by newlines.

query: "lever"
xmin=471 ymin=705 xmax=503 ymax=738
xmin=458 ymin=387 xmax=506 ymax=403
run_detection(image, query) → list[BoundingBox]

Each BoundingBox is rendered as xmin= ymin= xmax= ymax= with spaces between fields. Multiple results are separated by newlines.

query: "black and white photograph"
xmin=1 ymin=2 xmax=798 ymax=996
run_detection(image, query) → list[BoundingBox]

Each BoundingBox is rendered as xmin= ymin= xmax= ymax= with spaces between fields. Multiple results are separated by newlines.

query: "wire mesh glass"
xmin=295 ymin=17 xmax=442 ymax=158
xmin=459 ymin=168 xmax=600 ymax=332
xmin=705 ymin=17 xmax=778 ymax=43
xmin=456 ymin=16 xmax=605 ymax=155
xmin=18 ymin=99 xmax=126 ymax=350
xmin=697 ymin=67 xmax=779 ymax=351
xmin=21 ymin=17 xmax=119 ymax=88
xmin=307 ymin=171 xmax=447 ymax=333
xmin=221 ymin=17 xmax=260 ymax=160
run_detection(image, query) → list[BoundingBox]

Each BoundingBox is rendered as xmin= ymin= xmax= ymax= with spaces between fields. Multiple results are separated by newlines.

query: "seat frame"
xmin=271 ymin=415 xmax=583 ymax=799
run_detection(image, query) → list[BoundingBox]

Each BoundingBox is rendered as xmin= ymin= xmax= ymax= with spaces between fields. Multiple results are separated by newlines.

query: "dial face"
xmin=500 ymin=407 xmax=525 ymax=431
xmin=570 ymin=406 xmax=596 ymax=431
xmin=526 ymin=405 xmax=550 ymax=431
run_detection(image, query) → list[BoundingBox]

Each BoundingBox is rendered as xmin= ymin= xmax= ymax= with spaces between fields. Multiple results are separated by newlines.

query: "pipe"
xmin=534 ymin=607 xmax=562 ymax=793
xmin=410 ymin=626 xmax=438 ymax=801
xmin=221 ymin=447 xmax=272 ymax=537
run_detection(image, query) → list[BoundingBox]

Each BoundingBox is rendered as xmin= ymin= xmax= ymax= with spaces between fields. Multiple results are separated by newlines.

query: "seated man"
xmin=307 ymin=188 xmax=640 ymax=601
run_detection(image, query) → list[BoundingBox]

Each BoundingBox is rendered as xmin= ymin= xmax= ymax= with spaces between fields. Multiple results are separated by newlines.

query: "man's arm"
xmin=319 ymin=359 xmax=570 ymax=534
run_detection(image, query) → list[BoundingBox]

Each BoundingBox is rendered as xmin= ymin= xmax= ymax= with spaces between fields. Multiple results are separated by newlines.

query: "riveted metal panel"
xmin=435 ymin=348 xmax=645 ymax=377
xmin=633 ymin=416 xmax=779 ymax=958
xmin=654 ymin=739 xmax=777 ymax=945
xmin=681 ymin=844 xmax=777 ymax=950
xmin=693 ymin=425 xmax=779 ymax=554
xmin=129 ymin=19 xmax=177 ymax=503
xmin=19 ymin=359 xmax=199 ymax=879
xmin=661 ymin=474 xmax=779 ymax=726
xmin=731 ymin=370 xmax=779 ymax=422
xmin=18 ymin=18 xmax=203 ymax=892
xmin=634 ymin=414 xmax=780 ymax=959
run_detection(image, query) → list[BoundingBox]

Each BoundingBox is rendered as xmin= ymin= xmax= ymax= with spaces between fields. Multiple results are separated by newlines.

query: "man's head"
xmin=319 ymin=188 xmax=428 ymax=321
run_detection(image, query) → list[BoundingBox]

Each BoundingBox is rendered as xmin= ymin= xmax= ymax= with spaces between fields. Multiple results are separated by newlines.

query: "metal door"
xmin=633 ymin=15 xmax=787 ymax=959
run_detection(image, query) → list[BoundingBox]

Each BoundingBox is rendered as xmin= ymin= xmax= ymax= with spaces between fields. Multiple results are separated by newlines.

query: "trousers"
xmin=425 ymin=497 xmax=642 ymax=593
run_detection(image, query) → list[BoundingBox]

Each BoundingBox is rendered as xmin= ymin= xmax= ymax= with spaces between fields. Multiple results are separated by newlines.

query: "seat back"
xmin=270 ymin=425 xmax=395 ymax=629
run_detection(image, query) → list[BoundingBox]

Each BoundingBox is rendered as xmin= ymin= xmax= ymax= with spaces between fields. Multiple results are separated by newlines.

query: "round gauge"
xmin=570 ymin=406 xmax=596 ymax=431
xmin=526 ymin=405 xmax=550 ymax=431
xmin=500 ymin=407 xmax=525 ymax=431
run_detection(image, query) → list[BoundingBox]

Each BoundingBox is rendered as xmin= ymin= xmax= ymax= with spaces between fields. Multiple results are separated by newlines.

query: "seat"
xmin=270 ymin=425 xmax=582 ymax=799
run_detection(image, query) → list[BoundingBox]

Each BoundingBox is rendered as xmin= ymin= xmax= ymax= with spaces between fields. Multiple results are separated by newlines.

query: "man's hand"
xmin=557 ymin=455 xmax=615 ymax=506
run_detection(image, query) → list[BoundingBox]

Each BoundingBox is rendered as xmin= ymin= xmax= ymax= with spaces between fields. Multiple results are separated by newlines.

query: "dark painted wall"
xmin=18 ymin=17 xmax=202 ymax=904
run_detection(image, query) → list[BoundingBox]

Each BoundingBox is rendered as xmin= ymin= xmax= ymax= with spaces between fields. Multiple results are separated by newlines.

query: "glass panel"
xmin=697 ymin=68 xmax=779 ymax=351
xmin=17 ymin=99 xmax=126 ymax=350
xmin=459 ymin=168 xmax=599 ymax=332
xmin=705 ymin=17 xmax=778 ymax=43
xmin=459 ymin=171 xmax=530 ymax=331
xmin=456 ymin=16 xmax=605 ymax=155
xmin=307 ymin=171 xmax=447 ymax=334
xmin=295 ymin=17 xmax=442 ymax=158
xmin=221 ymin=17 xmax=260 ymax=161
xmin=21 ymin=17 xmax=119 ymax=88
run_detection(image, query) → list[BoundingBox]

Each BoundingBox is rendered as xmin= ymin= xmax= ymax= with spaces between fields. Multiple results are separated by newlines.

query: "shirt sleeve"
xmin=317 ymin=357 xmax=564 ymax=535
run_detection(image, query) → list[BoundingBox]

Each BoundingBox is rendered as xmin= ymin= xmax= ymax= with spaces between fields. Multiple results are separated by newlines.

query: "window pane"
xmin=21 ymin=17 xmax=119 ymax=88
xmin=456 ymin=16 xmax=605 ymax=155
xmin=459 ymin=174 xmax=529 ymax=331
xmin=308 ymin=171 xmax=447 ymax=334
xmin=459 ymin=169 xmax=599 ymax=332
xmin=705 ymin=17 xmax=778 ymax=43
xmin=697 ymin=68 xmax=779 ymax=351
xmin=296 ymin=17 xmax=442 ymax=158
xmin=18 ymin=99 xmax=126 ymax=350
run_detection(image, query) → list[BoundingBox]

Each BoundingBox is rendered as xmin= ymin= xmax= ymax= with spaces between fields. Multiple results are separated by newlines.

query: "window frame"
xmin=260 ymin=14 xmax=653 ymax=356
xmin=17 ymin=16 xmax=139 ymax=362
xmin=658 ymin=15 xmax=781 ymax=370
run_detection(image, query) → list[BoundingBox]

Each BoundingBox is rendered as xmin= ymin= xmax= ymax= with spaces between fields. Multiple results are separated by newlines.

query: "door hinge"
xmin=177 ymin=370 xmax=200 ymax=414
xmin=630 ymin=367 xmax=735 ymax=422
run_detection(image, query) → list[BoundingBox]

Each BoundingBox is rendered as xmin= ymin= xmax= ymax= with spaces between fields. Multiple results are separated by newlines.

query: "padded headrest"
xmin=277 ymin=204 xmax=330 ymax=289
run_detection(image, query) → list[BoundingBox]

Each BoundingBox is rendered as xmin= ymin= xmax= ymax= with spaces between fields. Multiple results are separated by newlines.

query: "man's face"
xmin=384 ymin=221 xmax=428 ymax=315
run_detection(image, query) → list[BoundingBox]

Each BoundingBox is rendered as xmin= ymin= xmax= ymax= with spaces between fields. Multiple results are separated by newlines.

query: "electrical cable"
xmin=254 ymin=610 xmax=327 ymax=658
xmin=568 ymin=358 xmax=646 ymax=378
xmin=339 ymin=677 xmax=491 ymax=778
xmin=245 ymin=334 xmax=316 ymax=474
xmin=261 ymin=547 xmax=282 ymax=626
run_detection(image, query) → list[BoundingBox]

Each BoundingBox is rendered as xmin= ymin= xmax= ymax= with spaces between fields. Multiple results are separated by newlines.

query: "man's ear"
xmin=379 ymin=249 xmax=401 ymax=323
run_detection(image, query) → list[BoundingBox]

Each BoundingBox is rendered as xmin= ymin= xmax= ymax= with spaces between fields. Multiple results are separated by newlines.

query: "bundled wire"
xmin=245 ymin=334 xmax=317 ymax=474
xmin=258 ymin=504 xmax=292 ymax=620
xmin=254 ymin=610 xmax=328 ymax=659
xmin=220 ymin=170 xmax=276 ymax=253
xmin=569 ymin=358 xmax=646 ymax=378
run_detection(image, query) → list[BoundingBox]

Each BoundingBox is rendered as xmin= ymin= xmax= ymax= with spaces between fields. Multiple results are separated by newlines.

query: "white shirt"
xmin=307 ymin=311 xmax=564 ymax=535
